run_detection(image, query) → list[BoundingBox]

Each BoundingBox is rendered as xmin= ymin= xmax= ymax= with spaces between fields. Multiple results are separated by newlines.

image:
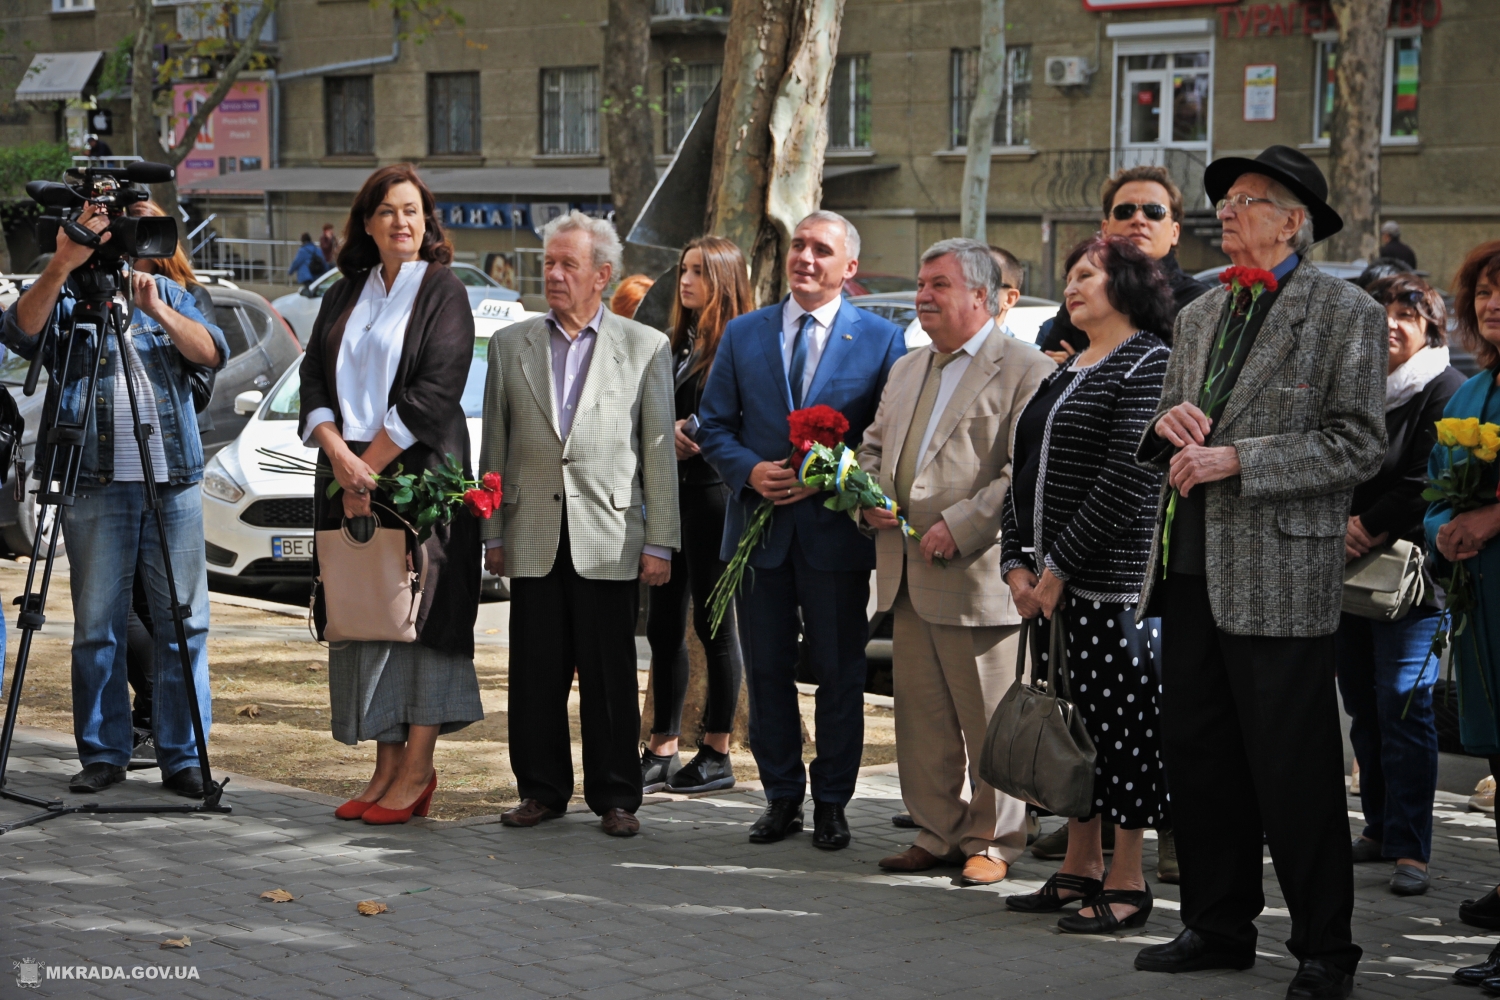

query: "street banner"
xmin=172 ymin=80 xmax=270 ymax=189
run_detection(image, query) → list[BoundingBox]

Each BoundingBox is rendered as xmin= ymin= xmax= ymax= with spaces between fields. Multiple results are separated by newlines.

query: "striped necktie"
xmin=789 ymin=312 xmax=814 ymax=409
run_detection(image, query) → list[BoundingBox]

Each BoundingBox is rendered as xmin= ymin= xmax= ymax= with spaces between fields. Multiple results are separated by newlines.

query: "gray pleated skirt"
xmin=328 ymin=640 xmax=484 ymax=745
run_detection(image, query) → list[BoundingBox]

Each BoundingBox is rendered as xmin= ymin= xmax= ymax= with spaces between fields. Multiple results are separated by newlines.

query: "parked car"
xmin=847 ymin=291 xmax=1062 ymax=349
xmin=0 ymin=280 xmax=301 ymax=555
xmin=199 ymin=305 xmax=537 ymax=592
xmin=842 ymin=272 xmax=919 ymax=297
xmin=272 ymin=262 xmax=521 ymax=344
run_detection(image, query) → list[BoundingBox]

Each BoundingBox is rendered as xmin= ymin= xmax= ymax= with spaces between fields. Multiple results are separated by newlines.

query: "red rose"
xmin=787 ymin=405 xmax=850 ymax=453
xmin=463 ymin=488 xmax=495 ymax=519
xmin=1219 ymin=266 xmax=1278 ymax=294
xmin=481 ymin=471 xmax=503 ymax=498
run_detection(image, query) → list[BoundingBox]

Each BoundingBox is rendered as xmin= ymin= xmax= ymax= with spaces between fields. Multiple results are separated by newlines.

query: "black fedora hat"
xmin=1204 ymin=144 xmax=1343 ymax=243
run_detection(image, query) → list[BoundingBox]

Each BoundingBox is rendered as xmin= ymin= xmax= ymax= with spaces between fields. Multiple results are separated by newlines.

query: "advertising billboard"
xmin=172 ymin=80 xmax=270 ymax=189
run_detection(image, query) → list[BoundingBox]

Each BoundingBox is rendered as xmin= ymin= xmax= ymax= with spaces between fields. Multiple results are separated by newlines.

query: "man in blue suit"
xmin=699 ymin=211 xmax=906 ymax=850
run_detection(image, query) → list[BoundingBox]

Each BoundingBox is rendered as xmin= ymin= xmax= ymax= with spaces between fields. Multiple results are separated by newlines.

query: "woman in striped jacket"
xmin=1001 ymin=235 xmax=1173 ymax=934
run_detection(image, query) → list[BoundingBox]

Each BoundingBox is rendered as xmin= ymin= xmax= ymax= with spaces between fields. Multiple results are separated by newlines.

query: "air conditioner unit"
xmin=1045 ymin=57 xmax=1090 ymax=87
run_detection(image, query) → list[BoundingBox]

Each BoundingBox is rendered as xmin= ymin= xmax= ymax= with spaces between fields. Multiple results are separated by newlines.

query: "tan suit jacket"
xmin=860 ymin=327 xmax=1054 ymax=627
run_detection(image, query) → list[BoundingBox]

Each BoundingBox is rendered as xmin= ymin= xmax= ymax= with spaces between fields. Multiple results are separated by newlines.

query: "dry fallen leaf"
xmin=306 ymin=663 xmax=322 ymax=671
xmin=486 ymin=855 xmax=495 ymax=859
xmin=484 ymin=628 xmax=499 ymax=635
xmin=237 ymin=704 xmax=261 ymax=718
xmin=356 ymin=900 xmax=388 ymax=915
xmin=159 ymin=936 xmax=190 ymax=949
xmin=259 ymin=889 xmax=295 ymax=903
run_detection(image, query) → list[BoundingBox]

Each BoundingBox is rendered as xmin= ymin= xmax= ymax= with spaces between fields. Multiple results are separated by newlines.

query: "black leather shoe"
xmin=1134 ymin=928 xmax=1255 ymax=973
xmin=1350 ymin=836 xmax=1384 ymax=863
xmin=68 ymin=762 xmax=126 ymax=793
xmin=1462 ymin=887 xmax=1500 ymax=930
xmin=162 ymin=766 xmax=204 ymax=799
xmin=1390 ymin=862 xmax=1430 ymax=896
xmin=1454 ymin=942 xmax=1500 ymax=985
xmin=1286 ymin=958 xmax=1353 ymax=998
xmin=812 ymin=801 xmax=850 ymax=850
xmin=748 ymin=798 xmax=803 ymax=844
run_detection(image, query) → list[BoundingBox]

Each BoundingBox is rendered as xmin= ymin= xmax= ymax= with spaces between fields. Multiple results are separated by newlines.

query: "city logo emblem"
xmin=13 ymin=957 xmax=41 ymax=989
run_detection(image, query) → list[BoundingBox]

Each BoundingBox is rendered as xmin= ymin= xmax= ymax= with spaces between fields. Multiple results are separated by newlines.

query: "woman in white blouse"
xmin=299 ymin=164 xmax=484 ymax=825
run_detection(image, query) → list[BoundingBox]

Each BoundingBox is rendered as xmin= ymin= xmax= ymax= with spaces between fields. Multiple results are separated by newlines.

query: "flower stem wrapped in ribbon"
xmin=1159 ymin=266 xmax=1279 ymax=576
xmin=1424 ymin=416 xmax=1500 ymax=714
xmin=706 ymin=405 xmax=938 ymax=637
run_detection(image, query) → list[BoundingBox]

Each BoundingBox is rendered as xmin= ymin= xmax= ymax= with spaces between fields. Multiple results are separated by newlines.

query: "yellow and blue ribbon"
xmin=797 ymin=445 xmax=921 ymax=542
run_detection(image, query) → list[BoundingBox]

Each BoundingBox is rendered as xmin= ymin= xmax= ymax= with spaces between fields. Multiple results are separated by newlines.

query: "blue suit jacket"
xmin=698 ymin=298 xmax=906 ymax=572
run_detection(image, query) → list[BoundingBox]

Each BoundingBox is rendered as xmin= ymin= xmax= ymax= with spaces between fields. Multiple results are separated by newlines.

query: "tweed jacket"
xmin=478 ymin=308 xmax=680 ymax=580
xmin=859 ymin=328 xmax=1054 ymax=627
xmin=1136 ymin=258 xmax=1388 ymax=637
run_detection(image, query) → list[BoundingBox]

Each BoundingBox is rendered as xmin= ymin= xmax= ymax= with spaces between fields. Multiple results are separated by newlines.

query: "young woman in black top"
xmin=641 ymin=237 xmax=754 ymax=794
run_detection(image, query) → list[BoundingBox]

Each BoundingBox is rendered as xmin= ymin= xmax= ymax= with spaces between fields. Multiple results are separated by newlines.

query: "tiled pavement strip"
xmin=0 ymin=725 xmax=1494 ymax=999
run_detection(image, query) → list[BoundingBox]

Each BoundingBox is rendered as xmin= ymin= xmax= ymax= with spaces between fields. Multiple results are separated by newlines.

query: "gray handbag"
xmin=979 ymin=615 xmax=1098 ymax=818
xmin=1342 ymin=538 xmax=1425 ymax=621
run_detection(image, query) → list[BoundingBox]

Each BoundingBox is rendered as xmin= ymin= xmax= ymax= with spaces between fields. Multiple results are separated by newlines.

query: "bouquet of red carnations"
xmin=706 ymin=405 xmax=928 ymax=636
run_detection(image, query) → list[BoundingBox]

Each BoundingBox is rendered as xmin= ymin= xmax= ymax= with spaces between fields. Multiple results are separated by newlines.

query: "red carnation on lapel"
xmin=787 ymin=405 xmax=850 ymax=460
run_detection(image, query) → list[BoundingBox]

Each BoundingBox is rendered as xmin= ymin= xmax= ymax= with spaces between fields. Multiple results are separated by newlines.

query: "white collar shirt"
xmin=780 ymin=295 xmax=843 ymax=405
xmin=915 ymin=318 xmax=994 ymax=467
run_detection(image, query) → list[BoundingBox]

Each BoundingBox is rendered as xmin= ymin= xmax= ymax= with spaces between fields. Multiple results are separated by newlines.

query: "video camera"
xmin=26 ymin=161 xmax=178 ymax=263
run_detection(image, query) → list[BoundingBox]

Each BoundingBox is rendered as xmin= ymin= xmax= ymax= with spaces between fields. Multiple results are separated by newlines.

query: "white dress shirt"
xmin=780 ymin=295 xmax=843 ymax=405
xmin=302 ymin=260 xmax=425 ymax=447
xmin=914 ymin=319 xmax=995 ymax=466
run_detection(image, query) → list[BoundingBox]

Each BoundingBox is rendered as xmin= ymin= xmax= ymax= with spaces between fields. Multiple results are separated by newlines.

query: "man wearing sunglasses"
xmin=1039 ymin=166 xmax=1209 ymax=364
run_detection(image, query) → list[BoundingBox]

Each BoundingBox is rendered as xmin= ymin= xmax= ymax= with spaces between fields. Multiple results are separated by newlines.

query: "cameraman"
xmin=1 ymin=202 xmax=228 ymax=798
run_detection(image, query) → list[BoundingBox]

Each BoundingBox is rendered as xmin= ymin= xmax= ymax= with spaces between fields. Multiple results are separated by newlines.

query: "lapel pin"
xmin=842 ymin=334 xmax=852 ymax=340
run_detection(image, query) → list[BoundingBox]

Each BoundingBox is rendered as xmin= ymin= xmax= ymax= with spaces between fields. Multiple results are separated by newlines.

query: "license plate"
xmin=272 ymin=536 xmax=314 ymax=560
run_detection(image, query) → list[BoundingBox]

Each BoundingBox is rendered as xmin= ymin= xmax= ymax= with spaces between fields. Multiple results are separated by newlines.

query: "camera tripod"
xmin=0 ymin=258 xmax=230 ymax=833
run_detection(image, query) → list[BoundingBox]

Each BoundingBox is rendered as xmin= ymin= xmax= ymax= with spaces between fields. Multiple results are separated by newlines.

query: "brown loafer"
xmin=960 ymin=855 xmax=1009 ymax=885
xmin=601 ymin=808 xmax=639 ymax=837
xmin=879 ymin=845 xmax=943 ymax=872
xmin=501 ymin=798 xmax=564 ymax=828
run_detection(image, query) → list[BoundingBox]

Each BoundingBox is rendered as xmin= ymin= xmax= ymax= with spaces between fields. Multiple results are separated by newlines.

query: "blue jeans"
xmin=1334 ymin=609 xmax=1442 ymax=862
xmin=61 ymin=482 xmax=211 ymax=774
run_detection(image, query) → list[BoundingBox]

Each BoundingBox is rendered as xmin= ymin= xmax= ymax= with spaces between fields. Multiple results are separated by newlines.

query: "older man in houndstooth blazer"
xmin=479 ymin=212 xmax=679 ymax=839
xmin=1130 ymin=147 xmax=1386 ymax=998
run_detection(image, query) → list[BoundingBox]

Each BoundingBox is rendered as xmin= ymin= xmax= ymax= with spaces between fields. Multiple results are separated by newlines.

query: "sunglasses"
xmin=1111 ymin=202 xmax=1170 ymax=222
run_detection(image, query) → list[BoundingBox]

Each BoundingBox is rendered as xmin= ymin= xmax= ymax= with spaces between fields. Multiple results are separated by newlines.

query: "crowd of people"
xmin=4 ymin=143 xmax=1500 ymax=1000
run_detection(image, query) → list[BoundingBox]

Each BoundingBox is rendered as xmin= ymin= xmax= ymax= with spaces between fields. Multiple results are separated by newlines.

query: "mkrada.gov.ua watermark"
xmin=13 ymin=958 xmax=200 ymax=988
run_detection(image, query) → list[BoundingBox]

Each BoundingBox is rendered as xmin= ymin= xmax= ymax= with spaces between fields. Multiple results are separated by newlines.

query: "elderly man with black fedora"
xmin=1130 ymin=146 xmax=1387 ymax=999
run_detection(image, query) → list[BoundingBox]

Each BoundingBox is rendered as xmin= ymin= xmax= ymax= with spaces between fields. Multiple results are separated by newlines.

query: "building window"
xmin=1314 ymin=34 xmax=1420 ymax=143
xmin=1117 ymin=50 xmax=1210 ymax=149
xmin=827 ymin=54 xmax=871 ymax=150
xmin=665 ymin=62 xmax=720 ymax=152
xmin=950 ymin=45 xmax=1032 ymax=149
xmin=52 ymin=0 xmax=94 ymax=10
xmin=325 ymin=75 xmax=373 ymax=156
xmin=541 ymin=66 xmax=600 ymax=156
xmin=429 ymin=72 xmax=480 ymax=156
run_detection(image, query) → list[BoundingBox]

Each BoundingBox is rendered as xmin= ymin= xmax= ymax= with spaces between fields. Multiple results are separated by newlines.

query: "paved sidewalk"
xmin=0 ymin=725 xmax=1490 ymax=999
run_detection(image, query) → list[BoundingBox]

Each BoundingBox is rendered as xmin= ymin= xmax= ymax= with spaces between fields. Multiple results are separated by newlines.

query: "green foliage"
xmin=0 ymin=144 xmax=71 ymax=199
xmin=98 ymin=37 xmax=134 ymax=98
xmin=325 ymin=452 xmax=485 ymax=543
xmin=378 ymin=0 xmax=486 ymax=48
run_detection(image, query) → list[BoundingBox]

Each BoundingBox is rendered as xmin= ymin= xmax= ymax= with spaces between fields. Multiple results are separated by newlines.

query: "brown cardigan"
xmin=299 ymin=262 xmax=481 ymax=657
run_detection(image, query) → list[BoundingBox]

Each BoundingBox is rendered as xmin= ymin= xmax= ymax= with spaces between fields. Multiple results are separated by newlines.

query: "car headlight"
xmin=202 ymin=456 xmax=245 ymax=504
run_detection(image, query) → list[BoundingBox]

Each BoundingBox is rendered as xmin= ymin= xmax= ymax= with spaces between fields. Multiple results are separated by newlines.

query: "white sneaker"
xmin=1470 ymin=775 xmax=1495 ymax=815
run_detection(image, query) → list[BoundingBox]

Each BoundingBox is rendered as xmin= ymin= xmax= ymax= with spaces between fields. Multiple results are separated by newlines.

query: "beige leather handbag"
xmin=1342 ymin=539 xmax=1425 ymax=622
xmin=311 ymin=502 xmax=428 ymax=644
xmin=979 ymin=615 xmax=1098 ymax=818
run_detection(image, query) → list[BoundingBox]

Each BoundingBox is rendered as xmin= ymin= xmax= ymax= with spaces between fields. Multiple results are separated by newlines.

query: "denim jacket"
xmin=0 ymin=274 xmax=229 ymax=487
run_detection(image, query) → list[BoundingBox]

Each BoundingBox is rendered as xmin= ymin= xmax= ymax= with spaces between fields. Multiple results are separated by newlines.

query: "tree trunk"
xmin=603 ymin=0 xmax=658 ymax=274
xmin=1326 ymin=0 xmax=1386 ymax=261
xmin=960 ymin=0 xmax=1005 ymax=243
xmin=707 ymin=0 xmax=845 ymax=305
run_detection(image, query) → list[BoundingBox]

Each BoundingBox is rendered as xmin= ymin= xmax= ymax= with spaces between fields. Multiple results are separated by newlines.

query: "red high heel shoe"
xmin=362 ymin=773 xmax=437 ymax=825
xmin=334 ymin=798 xmax=377 ymax=821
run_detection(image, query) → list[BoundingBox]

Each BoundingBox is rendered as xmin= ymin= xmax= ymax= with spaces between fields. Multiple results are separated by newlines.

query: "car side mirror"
xmin=233 ymin=390 xmax=264 ymax=415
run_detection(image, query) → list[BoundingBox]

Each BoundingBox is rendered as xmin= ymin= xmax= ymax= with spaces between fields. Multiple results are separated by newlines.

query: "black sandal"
xmin=1004 ymin=871 xmax=1104 ymax=913
xmin=1057 ymin=886 xmax=1153 ymax=934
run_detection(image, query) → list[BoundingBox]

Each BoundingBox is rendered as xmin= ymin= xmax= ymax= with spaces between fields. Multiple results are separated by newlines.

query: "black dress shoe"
xmin=1350 ymin=836 xmax=1384 ymax=863
xmin=1455 ymin=942 xmax=1500 ymax=985
xmin=68 ymin=762 xmax=126 ymax=793
xmin=812 ymin=801 xmax=850 ymax=850
xmin=1286 ymin=958 xmax=1353 ymax=998
xmin=748 ymin=798 xmax=803 ymax=843
xmin=162 ymin=766 xmax=204 ymax=799
xmin=1462 ymin=887 xmax=1500 ymax=930
xmin=1057 ymin=886 xmax=1153 ymax=934
xmin=1134 ymin=928 xmax=1255 ymax=973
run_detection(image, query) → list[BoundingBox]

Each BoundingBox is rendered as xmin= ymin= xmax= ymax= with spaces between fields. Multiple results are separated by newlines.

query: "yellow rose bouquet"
xmin=1424 ymin=416 xmax=1500 ymax=687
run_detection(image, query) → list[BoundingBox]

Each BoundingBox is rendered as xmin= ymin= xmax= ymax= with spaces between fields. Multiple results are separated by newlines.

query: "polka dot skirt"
xmin=1036 ymin=596 xmax=1168 ymax=830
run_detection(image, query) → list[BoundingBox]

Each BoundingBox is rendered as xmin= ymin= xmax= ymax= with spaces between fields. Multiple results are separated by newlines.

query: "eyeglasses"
xmin=1110 ymin=202 xmax=1170 ymax=222
xmin=1215 ymin=193 xmax=1277 ymax=215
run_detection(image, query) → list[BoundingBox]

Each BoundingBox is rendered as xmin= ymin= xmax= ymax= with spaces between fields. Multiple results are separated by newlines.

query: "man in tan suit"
xmin=860 ymin=238 xmax=1053 ymax=884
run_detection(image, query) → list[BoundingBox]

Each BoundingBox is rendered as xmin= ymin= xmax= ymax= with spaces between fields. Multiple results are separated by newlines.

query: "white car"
xmin=271 ymin=262 xmax=521 ymax=344
xmin=201 ymin=303 xmax=538 ymax=594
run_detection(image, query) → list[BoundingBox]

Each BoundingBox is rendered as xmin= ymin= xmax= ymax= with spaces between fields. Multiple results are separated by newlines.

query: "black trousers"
xmin=508 ymin=523 xmax=642 ymax=816
xmin=646 ymin=481 xmax=743 ymax=736
xmin=1159 ymin=574 xmax=1361 ymax=974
